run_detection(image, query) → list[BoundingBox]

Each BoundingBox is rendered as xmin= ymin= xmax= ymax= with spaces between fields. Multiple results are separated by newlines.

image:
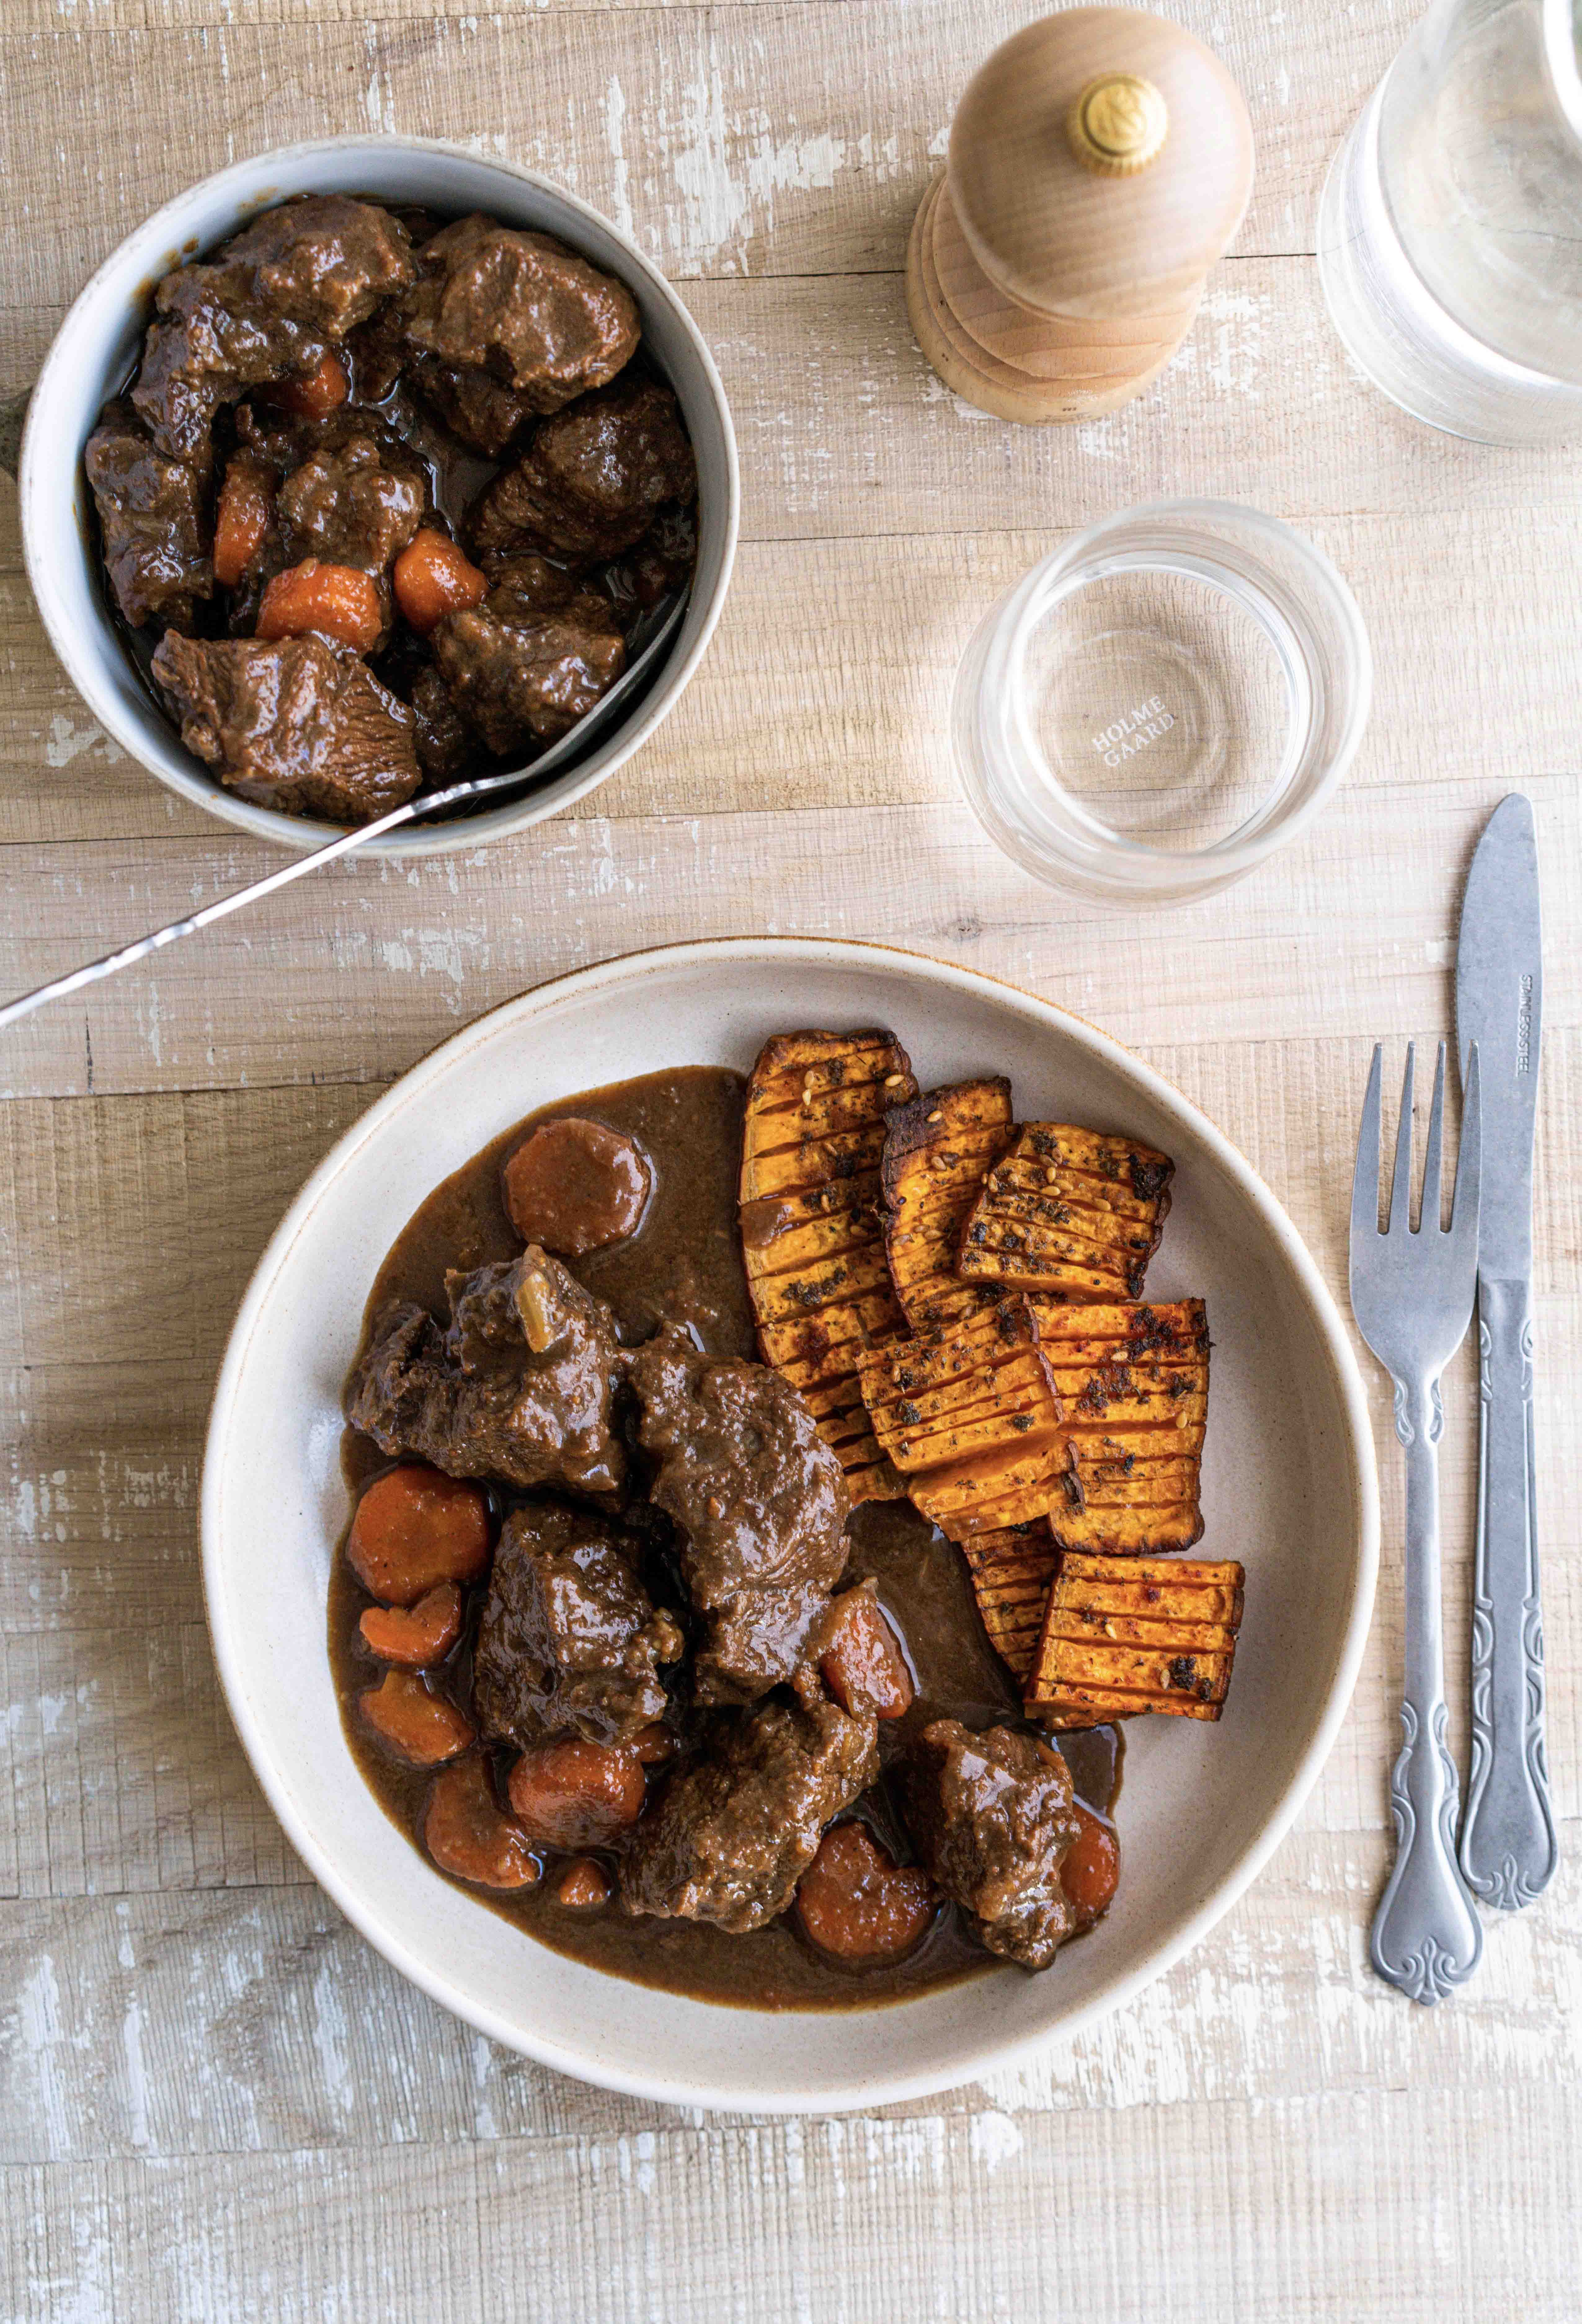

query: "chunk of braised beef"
xmin=402 ymin=215 xmax=639 ymax=412
xmin=409 ymin=353 xmax=535 ymax=459
xmin=471 ymin=554 xmax=602 ymax=609
xmin=132 ymin=198 xmax=413 ymax=468
xmin=628 ymin=1324 xmax=850 ymax=1704
xmin=472 ymin=1499 xmax=683 ymax=1749
xmin=149 ymin=631 xmax=421 ymax=822
xmin=343 ymin=299 xmax=410 ymax=406
xmin=345 ymin=1246 xmax=626 ymax=1498
xmin=220 ymin=196 xmax=415 ymax=337
xmin=607 ymin=503 xmax=699 ymax=613
xmin=411 ymin=665 xmax=480 ymax=784
xmin=429 ymin=586 xmax=625 ymax=758
xmin=133 ymin=266 xmax=325 ymax=469
xmin=277 ymin=423 xmax=428 ymax=578
xmin=467 ymin=374 xmax=695 ymax=565
xmin=619 ymin=1697 xmax=878 ymax=1934
xmin=901 ymin=1720 xmax=1082 ymax=1970
xmin=83 ymin=402 xmax=212 ymax=631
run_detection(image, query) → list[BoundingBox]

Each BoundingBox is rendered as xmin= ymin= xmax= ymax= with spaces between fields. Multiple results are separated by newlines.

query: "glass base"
xmin=951 ymin=501 xmax=1371 ymax=911
xmin=1318 ymin=82 xmax=1582 ymax=447
xmin=1018 ymin=563 xmax=1292 ymax=855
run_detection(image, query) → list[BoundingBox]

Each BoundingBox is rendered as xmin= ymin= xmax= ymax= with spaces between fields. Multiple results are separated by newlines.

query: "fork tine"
xmin=1419 ymin=1042 xmax=1446 ymax=1234
xmin=1387 ymin=1043 xmax=1416 ymax=1234
xmin=1450 ymin=1040 xmax=1482 ymax=1255
xmin=1351 ymin=1043 xmax=1383 ymax=1246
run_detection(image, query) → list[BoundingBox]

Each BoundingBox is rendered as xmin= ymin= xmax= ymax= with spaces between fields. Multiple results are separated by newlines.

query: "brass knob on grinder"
xmin=1068 ymin=73 xmax=1170 ymax=175
xmin=906 ymin=6 xmax=1254 ymax=424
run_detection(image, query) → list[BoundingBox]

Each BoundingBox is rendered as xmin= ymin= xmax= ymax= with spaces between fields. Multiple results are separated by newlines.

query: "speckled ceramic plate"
xmin=202 ymin=938 xmax=1378 ymax=2111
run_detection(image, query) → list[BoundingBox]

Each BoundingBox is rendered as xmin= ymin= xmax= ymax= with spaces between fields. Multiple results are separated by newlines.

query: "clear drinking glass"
xmin=950 ymin=500 xmax=1371 ymax=909
xmin=1319 ymin=0 xmax=1582 ymax=444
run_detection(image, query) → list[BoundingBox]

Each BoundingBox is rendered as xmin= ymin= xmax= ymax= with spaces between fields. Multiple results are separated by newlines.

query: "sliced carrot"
xmin=1061 ymin=1802 xmax=1121 ymax=1928
xmin=359 ymin=1670 xmax=475 ymax=1766
xmin=424 ymin=1757 xmax=539 ymax=1889
xmin=506 ymin=1738 xmax=647 ymax=1848
xmin=213 ymin=454 xmax=273 ymax=589
xmin=795 ymin=1824 xmax=936 ymax=1963
xmin=256 ymin=559 xmax=383 ymax=652
xmin=269 ymin=350 xmax=350 ymax=420
xmin=818 ymin=1589 xmax=913 ymax=1720
xmin=554 ymin=1857 xmax=613 ymax=1909
xmin=393 ymin=528 xmax=489 ymax=635
xmin=358 ymin=1582 xmax=463 ymax=1667
xmin=345 ymin=1466 xmax=491 ymax=1606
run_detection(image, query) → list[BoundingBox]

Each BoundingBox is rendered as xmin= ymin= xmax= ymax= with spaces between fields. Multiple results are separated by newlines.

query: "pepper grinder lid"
xmin=949 ymin=5 xmax=1255 ymax=322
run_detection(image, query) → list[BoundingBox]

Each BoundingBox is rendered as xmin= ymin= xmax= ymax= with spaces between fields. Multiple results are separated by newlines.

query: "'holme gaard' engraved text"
xmin=1092 ymin=695 xmax=1175 ymax=767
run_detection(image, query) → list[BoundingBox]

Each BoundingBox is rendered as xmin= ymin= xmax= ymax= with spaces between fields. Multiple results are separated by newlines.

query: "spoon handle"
xmin=0 ymin=796 xmax=423 ymax=1033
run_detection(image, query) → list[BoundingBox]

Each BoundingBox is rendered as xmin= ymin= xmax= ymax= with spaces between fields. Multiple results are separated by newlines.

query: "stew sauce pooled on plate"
xmin=333 ymin=1032 xmax=1247 ymax=2008
xmin=84 ymin=195 xmax=697 ymax=824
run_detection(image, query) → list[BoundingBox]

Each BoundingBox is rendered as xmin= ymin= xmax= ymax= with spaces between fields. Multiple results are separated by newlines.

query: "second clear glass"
xmin=1318 ymin=0 xmax=1582 ymax=445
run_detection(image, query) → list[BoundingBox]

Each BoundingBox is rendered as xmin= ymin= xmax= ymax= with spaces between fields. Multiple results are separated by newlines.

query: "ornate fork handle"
xmin=1460 ymin=1278 xmax=1558 ymax=1907
xmin=1370 ymin=1372 xmax=1483 ymax=2003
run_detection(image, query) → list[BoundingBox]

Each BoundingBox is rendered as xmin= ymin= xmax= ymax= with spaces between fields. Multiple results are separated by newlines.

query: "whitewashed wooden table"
xmin=1 ymin=4 xmax=1578 ymax=2317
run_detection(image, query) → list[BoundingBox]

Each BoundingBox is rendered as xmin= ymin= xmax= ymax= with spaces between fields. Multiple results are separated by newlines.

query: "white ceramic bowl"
xmin=19 ymin=137 xmax=739 ymax=857
xmin=202 ymin=940 xmax=1378 ymax=2111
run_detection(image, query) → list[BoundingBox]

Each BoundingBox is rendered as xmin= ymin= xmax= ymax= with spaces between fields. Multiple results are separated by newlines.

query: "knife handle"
xmin=1460 ymin=1277 xmax=1558 ymax=1907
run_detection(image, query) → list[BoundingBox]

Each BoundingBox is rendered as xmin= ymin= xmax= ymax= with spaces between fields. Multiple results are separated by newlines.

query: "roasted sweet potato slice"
xmin=857 ymin=1300 xmax=1063 ymax=1474
xmin=1033 ymin=1299 xmax=1209 ymax=1554
xmin=1025 ymin=1550 xmax=1245 ymax=1727
xmin=958 ymin=1124 xmax=1173 ymax=1301
xmin=881 ymin=1079 xmax=1014 ymax=1328
xmin=906 ymin=1437 xmax=1074 ymax=1538
xmin=958 ymin=1523 xmax=1060 ymax=1684
xmin=856 ymin=1297 xmax=1071 ymax=1538
xmin=740 ymin=1030 xmax=919 ymax=1502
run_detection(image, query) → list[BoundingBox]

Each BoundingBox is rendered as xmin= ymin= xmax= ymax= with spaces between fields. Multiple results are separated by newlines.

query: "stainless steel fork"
xmin=1349 ymin=1040 xmax=1484 ymax=2003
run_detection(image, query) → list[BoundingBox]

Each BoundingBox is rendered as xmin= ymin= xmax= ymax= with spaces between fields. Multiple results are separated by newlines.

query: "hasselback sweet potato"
xmin=856 ymin=1296 xmax=1071 ymax=1538
xmin=958 ymin=1522 xmax=1060 ymax=1683
xmin=880 ymin=1079 xmax=1014 ymax=1328
xmin=1025 ymin=1549 xmax=1245 ymax=1727
xmin=1032 ymin=1299 xmax=1209 ymax=1555
xmin=958 ymin=1123 xmax=1173 ymax=1301
xmin=740 ymin=1030 xmax=919 ymax=1501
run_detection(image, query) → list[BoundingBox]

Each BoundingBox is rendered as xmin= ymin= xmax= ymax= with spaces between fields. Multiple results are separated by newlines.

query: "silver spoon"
xmin=0 ymin=590 xmax=689 ymax=1034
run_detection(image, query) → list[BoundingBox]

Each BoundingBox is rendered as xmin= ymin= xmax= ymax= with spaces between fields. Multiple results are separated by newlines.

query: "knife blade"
xmin=1454 ymin=793 xmax=1557 ymax=1907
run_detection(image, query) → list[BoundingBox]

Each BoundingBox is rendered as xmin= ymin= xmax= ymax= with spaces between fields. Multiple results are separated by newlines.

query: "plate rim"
xmin=201 ymin=934 xmax=1380 ymax=2113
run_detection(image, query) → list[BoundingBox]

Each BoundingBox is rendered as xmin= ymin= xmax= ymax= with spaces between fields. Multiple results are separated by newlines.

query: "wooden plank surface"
xmin=0 ymin=3 xmax=1388 ymax=285
xmin=2 ymin=0 xmax=1580 ymax=2315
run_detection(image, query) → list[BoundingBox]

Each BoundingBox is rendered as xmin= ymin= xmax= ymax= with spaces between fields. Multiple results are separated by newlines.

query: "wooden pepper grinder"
xmin=907 ymin=6 xmax=1254 ymax=424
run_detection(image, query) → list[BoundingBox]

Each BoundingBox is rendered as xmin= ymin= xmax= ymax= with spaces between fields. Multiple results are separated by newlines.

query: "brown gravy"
xmin=333 ymin=1065 xmax=1121 ymax=2010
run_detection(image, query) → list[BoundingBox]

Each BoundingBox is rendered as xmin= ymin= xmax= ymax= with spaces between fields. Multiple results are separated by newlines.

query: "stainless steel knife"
xmin=1455 ymin=793 xmax=1558 ymax=1907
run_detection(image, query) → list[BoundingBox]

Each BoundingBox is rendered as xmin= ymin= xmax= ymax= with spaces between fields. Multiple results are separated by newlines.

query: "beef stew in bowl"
xmin=82 ymin=191 xmax=698 ymax=827
xmin=333 ymin=1029 xmax=1247 ymax=2009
